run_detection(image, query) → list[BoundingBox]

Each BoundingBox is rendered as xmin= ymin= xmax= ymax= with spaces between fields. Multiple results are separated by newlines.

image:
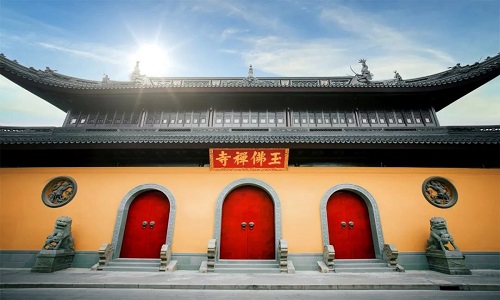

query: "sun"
xmin=130 ymin=44 xmax=170 ymax=76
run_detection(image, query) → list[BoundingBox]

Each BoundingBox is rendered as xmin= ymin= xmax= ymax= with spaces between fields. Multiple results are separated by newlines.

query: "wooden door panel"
xmin=247 ymin=187 xmax=275 ymax=259
xmin=120 ymin=195 xmax=148 ymax=258
xmin=145 ymin=191 xmax=171 ymax=258
xmin=347 ymin=193 xmax=374 ymax=258
xmin=327 ymin=193 xmax=350 ymax=258
xmin=220 ymin=185 xmax=275 ymax=259
xmin=220 ymin=187 xmax=248 ymax=259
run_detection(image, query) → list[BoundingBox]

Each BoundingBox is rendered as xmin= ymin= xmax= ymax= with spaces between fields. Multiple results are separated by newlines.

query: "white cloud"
xmin=220 ymin=28 xmax=249 ymax=41
xmin=38 ymin=42 xmax=127 ymax=66
xmin=38 ymin=43 xmax=109 ymax=62
xmin=228 ymin=4 xmax=462 ymax=79
xmin=242 ymin=36 xmax=348 ymax=76
xmin=238 ymin=35 xmax=452 ymax=80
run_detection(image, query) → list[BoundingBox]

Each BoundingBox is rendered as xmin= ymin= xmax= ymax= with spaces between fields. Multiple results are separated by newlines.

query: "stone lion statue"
xmin=426 ymin=217 xmax=459 ymax=252
xmin=43 ymin=216 xmax=74 ymax=252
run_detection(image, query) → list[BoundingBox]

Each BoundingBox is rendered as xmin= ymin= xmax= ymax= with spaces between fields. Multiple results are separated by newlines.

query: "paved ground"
xmin=0 ymin=268 xmax=499 ymax=291
xmin=2 ymin=289 xmax=500 ymax=300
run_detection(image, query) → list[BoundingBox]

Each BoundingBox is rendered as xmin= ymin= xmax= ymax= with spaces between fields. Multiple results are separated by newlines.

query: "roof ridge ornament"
xmin=102 ymin=74 xmax=110 ymax=84
xmin=394 ymin=70 xmax=403 ymax=82
xmin=350 ymin=58 xmax=374 ymax=84
xmin=242 ymin=64 xmax=260 ymax=86
xmin=130 ymin=61 xmax=151 ymax=86
xmin=248 ymin=64 xmax=254 ymax=78
xmin=130 ymin=61 xmax=141 ymax=81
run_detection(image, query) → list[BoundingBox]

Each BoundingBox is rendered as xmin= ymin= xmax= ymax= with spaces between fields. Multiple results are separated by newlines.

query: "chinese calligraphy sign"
xmin=210 ymin=148 xmax=289 ymax=171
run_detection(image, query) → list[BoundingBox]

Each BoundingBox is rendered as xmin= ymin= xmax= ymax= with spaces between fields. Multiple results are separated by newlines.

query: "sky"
xmin=0 ymin=0 xmax=499 ymax=127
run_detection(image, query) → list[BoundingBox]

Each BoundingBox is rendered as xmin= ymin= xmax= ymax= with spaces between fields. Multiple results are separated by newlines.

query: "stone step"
xmin=217 ymin=259 xmax=277 ymax=265
xmin=101 ymin=258 xmax=161 ymax=272
xmin=112 ymin=258 xmax=161 ymax=264
xmin=215 ymin=259 xmax=280 ymax=273
xmin=100 ymin=266 xmax=160 ymax=272
xmin=334 ymin=259 xmax=383 ymax=264
xmin=106 ymin=262 xmax=160 ymax=268
xmin=335 ymin=262 xmax=388 ymax=268
xmin=333 ymin=259 xmax=393 ymax=273
xmin=214 ymin=266 xmax=280 ymax=274
xmin=335 ymin=267 xmax=394 ymax=273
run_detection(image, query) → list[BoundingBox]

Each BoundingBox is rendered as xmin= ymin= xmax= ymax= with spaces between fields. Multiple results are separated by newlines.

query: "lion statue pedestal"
xmin=31 ymin=216 xmax=75 ymax=273
xmin=425 ymin=217 xmax=471 ymax=275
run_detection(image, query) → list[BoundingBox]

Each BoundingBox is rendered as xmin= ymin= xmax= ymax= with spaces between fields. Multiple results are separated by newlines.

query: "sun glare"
xmin=130 ymin=44 xmax=169 ymax=76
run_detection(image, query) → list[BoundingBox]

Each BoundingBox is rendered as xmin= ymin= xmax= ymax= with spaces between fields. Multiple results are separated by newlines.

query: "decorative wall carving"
xmin=422 ymin=177 xmax=458 ymax=208
xmin=41 ymin=176 xmax=77 ymax=208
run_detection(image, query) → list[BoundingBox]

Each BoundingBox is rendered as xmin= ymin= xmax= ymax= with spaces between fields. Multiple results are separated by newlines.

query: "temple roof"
xmin=1 ymin=53 xmax=499 ymax=112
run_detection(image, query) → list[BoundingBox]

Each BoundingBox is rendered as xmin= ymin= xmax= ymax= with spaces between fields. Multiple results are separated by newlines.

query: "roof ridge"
xmin=1 ymin=52 xmax=499 ymax=90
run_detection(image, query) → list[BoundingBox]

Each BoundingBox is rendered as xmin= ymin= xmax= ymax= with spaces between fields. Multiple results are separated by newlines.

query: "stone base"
xmin=31 ymin=250 xmax=75 ymax=273
xmin=426 ymin=250 xmax=471 ymax=275
xmin=316 ymin=261 xmax=331 ymax=273
xmin=164 ymin=260 xmax=178 ymax=272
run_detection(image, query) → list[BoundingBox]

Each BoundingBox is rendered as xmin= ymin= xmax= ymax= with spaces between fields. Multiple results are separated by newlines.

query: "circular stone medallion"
xmin=422 ymin=176 xmax=458 ymax=208
xmin=41 ymin=176 xmax=77 ymax=208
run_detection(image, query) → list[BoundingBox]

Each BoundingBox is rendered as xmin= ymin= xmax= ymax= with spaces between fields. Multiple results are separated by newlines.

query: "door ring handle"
xmin=340 ymin=221 xmax=346 ymax=229
xmin=142 ymin=221 xmax=147 ymax=229
xmin=150 ymin=221 xmax=155 ymax=229
xmin=249 ymin=222 xmax=255 ymax=230
xmin=241 ymin=222 xmax=247 ymax=230
xmin=348 ymin=221 xmax=354 ymax=229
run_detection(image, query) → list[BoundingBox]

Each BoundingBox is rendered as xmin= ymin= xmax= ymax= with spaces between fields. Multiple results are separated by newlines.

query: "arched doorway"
xmin=320 ymin=184 xmax=385 ymax=259
xmin=120 ymin=190 xmax=170 ymax=258
xmin=327 ymin=191 xmax=375 ymax=259
xmin=220 ymin=185 xmax=275 ymax=259
xmin=111 ymin=184 xmax=176 ymax=259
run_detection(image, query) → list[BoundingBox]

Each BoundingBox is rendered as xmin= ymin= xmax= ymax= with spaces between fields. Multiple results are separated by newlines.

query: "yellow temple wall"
xmin=0 ymin=167 xmax=498 ymax=253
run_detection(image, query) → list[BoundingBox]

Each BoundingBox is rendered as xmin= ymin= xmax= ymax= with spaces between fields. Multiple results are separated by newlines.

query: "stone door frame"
xmin=320 ymin=183 xmax=385 ymax=258
xmin=111 ymin=183 xmax=177 ymax=259
xmin=214 ymin=178 xmax=282 ymax=261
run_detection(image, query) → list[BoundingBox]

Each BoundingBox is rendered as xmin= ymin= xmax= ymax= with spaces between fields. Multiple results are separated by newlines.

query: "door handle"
xmin=142 ymin=221 xmax=147 ymax=229
xmin=241 ymin=222 xmax=247 ymax=230
xmin=150 ymin=221 xmax=155 ymax=229
xmin=340 ymin=221 xmax=346 ymax=229
xmin=249 ymin=222 xmax=255 ymax=230
xmin=348 ymin=221 xmax=354 ymax=229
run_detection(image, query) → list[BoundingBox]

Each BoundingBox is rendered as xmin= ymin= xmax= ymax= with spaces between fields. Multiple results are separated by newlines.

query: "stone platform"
xmin=1 ymin=268 xmax=498 ymax=291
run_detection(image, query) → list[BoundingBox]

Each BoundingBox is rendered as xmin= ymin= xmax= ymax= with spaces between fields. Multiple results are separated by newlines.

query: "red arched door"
xmin=327 ymin=191 xmax=375 ymax=259
xmin=220 ymin=185 xmax=275 ymax=259
xmin=120 ymin=191 xmax=170 ymax=258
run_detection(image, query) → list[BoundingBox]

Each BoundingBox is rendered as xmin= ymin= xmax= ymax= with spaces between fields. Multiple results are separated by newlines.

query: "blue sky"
xmin=1 ymin=0 xmax=498 ymax=126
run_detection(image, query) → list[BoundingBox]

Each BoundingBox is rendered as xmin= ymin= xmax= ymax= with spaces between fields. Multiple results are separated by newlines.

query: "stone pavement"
xmin=0 ymin=268 xmax=498 ymax=291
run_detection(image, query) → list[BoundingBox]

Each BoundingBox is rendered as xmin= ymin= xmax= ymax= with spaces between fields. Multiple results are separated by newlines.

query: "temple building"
xmin=0 ymin=53 xmax=499 ymax=272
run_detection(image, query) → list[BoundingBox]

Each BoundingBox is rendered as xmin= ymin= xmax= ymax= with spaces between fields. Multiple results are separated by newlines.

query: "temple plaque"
xmin=210 ymin=148 xmax=288 ymax=171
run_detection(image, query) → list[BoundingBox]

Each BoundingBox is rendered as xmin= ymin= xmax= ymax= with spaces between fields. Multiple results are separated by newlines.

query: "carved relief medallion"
xmin=41 ymin=177 xmax=77 ymax=208
xmin=422 ymin=177 xmax=458 ymax=208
